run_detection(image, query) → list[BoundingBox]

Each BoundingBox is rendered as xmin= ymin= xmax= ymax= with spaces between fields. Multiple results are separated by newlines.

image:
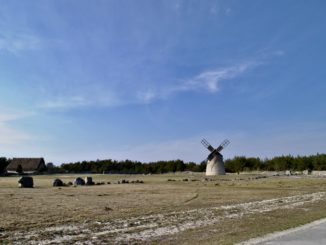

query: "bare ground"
xmin=1 ymin=173 xmax=326 ymax=244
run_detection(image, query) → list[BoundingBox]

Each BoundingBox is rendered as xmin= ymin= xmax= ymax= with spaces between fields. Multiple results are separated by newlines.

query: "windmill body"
xmin=206 ymin=153 xmax=225 ymax=175
xmin=201 ymin=139 xmax=229 ymax=176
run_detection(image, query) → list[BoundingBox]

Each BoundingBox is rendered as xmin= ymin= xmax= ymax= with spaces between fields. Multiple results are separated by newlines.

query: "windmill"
xmin=201 ymin=138 xmax=230 ymax=175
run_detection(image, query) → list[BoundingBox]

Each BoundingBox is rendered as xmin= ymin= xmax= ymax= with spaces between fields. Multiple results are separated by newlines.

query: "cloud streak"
xmin=40 ymin=96 xmax=91 ymax=109
xmin=0 ymin=123 xmax=31 ymax=144
xmin=0 ymin=32 xmax=42 ymax=54
xmin=39 ymin=60 xmax=259 ymax=110
xmin=39 ymin=91 xmax=123 ymax=110
xmin=177 ymin=61 xmax=257 ymax=93
xmin=136 ymin=60 xmax=259 ymax=104
xmin=0 ymin=111 xmax=34 ymax=145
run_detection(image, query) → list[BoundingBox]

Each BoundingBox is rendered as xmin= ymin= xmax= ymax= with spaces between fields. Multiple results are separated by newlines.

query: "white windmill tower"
xmin=201 ymin=138 xmax=230 ymax=175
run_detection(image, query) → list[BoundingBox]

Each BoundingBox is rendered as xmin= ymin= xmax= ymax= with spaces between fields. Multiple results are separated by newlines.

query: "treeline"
xmin=225 ymin=154 xmax=326 ymax=173
xmin=59 ymin=154 xmax=326 ymax=174
xmin=1 ymin=154 xmax=326 ymax=174
xmin=60 ymin=159 xmax=206 ymax=174
xmin=0 ymin=157 xmax=10 ymax=174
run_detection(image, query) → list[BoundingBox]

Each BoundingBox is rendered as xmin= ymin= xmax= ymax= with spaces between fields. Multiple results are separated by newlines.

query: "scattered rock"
xmin=53 ymin=178 xmax=64 ymax=187
xmin=85 ymin=177 xmax=95 ymax=185
xmin=104 ymin=206 xmax=113 ymax=211
xmin=98 ymin=194 xmax=108 ymax=197
xmin=117 ymin=179 xmax=143 ymax=184
xmin=202 ymin=178 xmax=211 ymax=182
xmin=73 ymin=177 xmax=85 ymax=186
xmin=254 ymin=176 xmax=267 ymax=180
xmin=18 ymin=177 xmax=33 ymax=188
xmin=131 ymin=180 xmax=144 ymax=184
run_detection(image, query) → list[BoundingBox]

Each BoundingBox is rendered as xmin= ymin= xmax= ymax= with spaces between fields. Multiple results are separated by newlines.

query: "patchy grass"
xmin=1 ymin=173 xmax=326 ymax=244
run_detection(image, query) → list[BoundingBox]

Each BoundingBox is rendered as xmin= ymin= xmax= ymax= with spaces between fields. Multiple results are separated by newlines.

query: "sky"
xmin=0 ymin=0 xmax=325 ymax=164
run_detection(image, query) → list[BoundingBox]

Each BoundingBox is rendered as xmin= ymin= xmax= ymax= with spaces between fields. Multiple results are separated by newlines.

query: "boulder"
xmin=85 ymin=176 xmax=94 ymax=185
xmin=73 ymin=177 xmax=85 ymax=186
xmin=53 ymin=178 xmax=64 ymax=187
xmin=18 ymin=176 xmax=33 ymax=188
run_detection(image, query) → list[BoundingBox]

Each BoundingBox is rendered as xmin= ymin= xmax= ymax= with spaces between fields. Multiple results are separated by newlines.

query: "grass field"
xmin=1 ymin=173 xmax=326 ymax=244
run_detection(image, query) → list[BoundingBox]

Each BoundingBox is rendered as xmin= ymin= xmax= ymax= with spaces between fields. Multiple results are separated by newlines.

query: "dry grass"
xmin=1 ymin=173 xmax=326 ymax=244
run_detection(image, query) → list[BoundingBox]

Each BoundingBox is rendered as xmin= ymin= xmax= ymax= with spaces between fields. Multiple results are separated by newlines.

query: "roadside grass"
xmin=174 ymin=199 xmax=326 ymax=245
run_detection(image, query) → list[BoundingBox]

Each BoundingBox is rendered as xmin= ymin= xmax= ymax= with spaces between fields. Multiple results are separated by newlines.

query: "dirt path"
xmin=2 ymin=192 xmax=326 ymax=244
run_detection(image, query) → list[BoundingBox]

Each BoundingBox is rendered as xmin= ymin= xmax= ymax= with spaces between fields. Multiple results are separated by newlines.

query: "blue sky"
xmin=0 ymin=0 xmax=325 ymax=164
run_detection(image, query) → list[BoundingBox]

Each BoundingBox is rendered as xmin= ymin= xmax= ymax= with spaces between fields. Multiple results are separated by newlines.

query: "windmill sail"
xmin=216 ymin=139 xmax=230 ymax=152
xmin=201 ymin=139 xmax=215 ymax=152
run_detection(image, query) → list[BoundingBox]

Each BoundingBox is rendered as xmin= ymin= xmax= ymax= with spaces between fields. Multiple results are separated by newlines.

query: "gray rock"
xmin=85 ymin=176 xmax=94 ymax=185
xmin=53 ymin=178 xmax=64 ymax=187
xmin=73 ymin=177 xmax=85 ymax=186
xmin=18 ymin=176 xmax=33 ymax=188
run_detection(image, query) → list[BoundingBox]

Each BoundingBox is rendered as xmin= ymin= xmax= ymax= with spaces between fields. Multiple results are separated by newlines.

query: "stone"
xmin=18 ymin=176 xmax=33 ymax=188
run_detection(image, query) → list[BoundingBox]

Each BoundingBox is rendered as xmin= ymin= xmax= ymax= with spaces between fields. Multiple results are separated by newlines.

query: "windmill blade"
xmin=201 ymin=139 xmax=215 ymax=152
xmin=216 ymin=139 xmax=230 ymax=152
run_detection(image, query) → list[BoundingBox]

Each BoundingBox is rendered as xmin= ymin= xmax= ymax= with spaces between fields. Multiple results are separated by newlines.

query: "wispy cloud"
xmin=135 ymin=60 xmax=259 ymax=103
xmin=0 ymin=110 xmax=34 ymax=122
xmin=0 ymin=110 xmax=34 ymax=145
xmin=224 ymin=8 xmax=231 ymax=16
xmin=136 ymin=90 xmax=156 ymax=104
xmin=0 ymin=123 xmax=31 ymax=144
xmin=210 ymin=5 xmax=219 ymax=15
xmin=39 ymin=60 xmax=259 ymax=110
xmin=39 ymin=90 xmax=123 ymax=110
xmin=274 ymin=50 xmax=285 ymax=56
xmin=178 ymin=61 xmax=258 ymax=93
xmin=40 ymin=96 xmax=91 ymax=109
xmin=0 ymin=32 xmax=42 ymax=54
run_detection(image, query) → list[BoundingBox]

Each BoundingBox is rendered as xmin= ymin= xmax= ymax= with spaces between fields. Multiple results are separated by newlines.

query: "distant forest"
xmin=1 ymin=154 xmax=326 ymax=174
xmin=59 ymin=154 xmax=326 ymax=173
xmin=45 ymin=153 xmax=326 ymax=174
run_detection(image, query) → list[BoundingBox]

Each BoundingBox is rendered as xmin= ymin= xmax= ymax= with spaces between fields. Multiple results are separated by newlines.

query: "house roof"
xmin=6 ymin=158 xmax=46 ymax=172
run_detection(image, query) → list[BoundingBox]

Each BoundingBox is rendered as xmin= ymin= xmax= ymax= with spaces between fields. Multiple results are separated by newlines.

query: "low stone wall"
xmin=311 ymin=171 xmax=326 ymax=176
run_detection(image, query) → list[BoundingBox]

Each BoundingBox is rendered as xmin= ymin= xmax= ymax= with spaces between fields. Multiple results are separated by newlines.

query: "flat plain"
xmin=1 ymin=173 xmax=326 ymax=244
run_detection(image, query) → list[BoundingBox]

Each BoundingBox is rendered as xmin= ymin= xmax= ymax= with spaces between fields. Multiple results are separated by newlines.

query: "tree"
xmin=16 ymin=164 xmax=23 ymax=174
xmin=0 ymin=157 xmax=9 ymax=174
xmin=46 ymin=162 xmax=54 ymax=173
